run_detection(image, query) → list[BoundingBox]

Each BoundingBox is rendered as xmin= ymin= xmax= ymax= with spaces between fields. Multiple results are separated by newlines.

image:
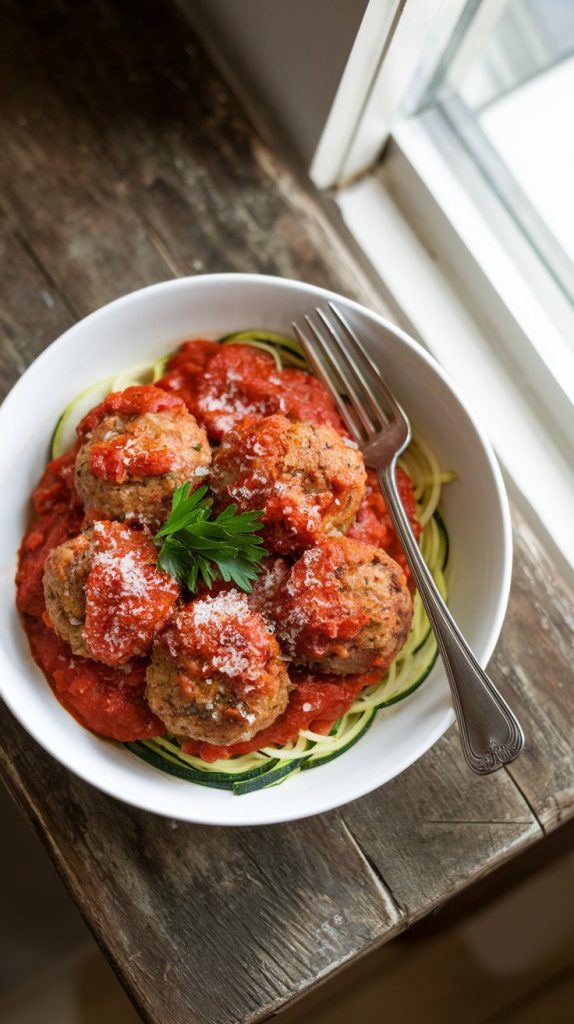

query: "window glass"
xmin=415 ymin=0 xmax=574 ymax=302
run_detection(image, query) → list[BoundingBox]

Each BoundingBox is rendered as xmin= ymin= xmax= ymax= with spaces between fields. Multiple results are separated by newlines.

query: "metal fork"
xmin=293 ymin=303 xmax=524 ymax=774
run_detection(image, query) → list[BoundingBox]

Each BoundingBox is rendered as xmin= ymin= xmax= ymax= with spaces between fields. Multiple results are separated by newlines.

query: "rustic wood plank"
xmin=342 ymin=728 xmax=539 ymax=924
xmin=498 ymin=969 xmax=574 ymax=1024
xmin=0 ymin=717 xmax=401 ymax=1024
xmin=0 ymin=4 xmax=172 ymax=314
xmin=0 ymin=213 xmax=74 ymax=398
xmin=493 ymin=512 xmax=574 ymax=833
xmin=0 ymin=0 xmax=380 ymax=314
xmin=276 ymin=848 xmax=574 ymax=1024
xmin=0 ymin=2 xmax=571 ymax=1024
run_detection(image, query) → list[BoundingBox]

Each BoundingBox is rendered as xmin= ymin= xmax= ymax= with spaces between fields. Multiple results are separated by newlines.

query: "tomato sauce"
xmin=278 ymin=369 xmax=347 ymax=434
xmin=281 ymin=538 xmax=375 ymax=649
xmin=349 ymin=467 xmax=420 ymax=588
xmin=211 ymin=413 xmax=365 ymax=555
xmin=172 ymin=591 xmax=278 ymax=703
xmin=16 ymin=451 xmax=165 ymax=741
xmin=157 ymin=341 xmax=346 ymax=440
xmin=25 ymin=618 xmax=163 ymax=741
xmin=77 ymin=384 xmax=185 ymax=437
xmin=88 ymin=438 xmax=175 ymax=483
xmin=16 ymin=450 xmax=83 ymax=618
xmin=157 ymin=339 xmax=218 ymax=417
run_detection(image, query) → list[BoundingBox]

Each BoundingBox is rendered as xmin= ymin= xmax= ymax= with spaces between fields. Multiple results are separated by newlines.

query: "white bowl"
xmin=0 ymin=275 xmax=512 ymax=825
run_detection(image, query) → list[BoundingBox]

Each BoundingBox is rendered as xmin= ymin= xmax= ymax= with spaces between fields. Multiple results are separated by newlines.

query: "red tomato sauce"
xmin=349 ymin=467 xmax=420 ymax=588
xmin=173 ymin=591 xmax=278 ymax=704
xmin=212 ymin=413 xmax=364 ymax=555
xmin=157 ymin=339 xmax=218 ymax=417
xmin=25 ymin=618 xmax=163 ymax=741
xmin=280 ymin=539 xmax=376 ymax=652
xmin=16 ymin=451 xmax=165 ymax=741
xmin=181 ymin=670 xmax=378 ymax=761
xmin=158 ymin=340 xmax=346 ymax=440
xmin=77 ymin=384 xmax=185 ymax=437
xmin=16 ymin=450 xmax=84 ymax=619
xmin=88 ymin=438 xmax=174 ymax=484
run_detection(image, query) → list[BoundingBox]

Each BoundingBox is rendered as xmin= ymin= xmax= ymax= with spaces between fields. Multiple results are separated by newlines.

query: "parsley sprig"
xmin=154 ymin=484 xmax=267 ymax=593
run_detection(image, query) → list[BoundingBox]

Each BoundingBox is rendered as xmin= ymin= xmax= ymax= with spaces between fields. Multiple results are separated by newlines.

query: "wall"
xmin=177 ymin=0 xmax=369 ymax=164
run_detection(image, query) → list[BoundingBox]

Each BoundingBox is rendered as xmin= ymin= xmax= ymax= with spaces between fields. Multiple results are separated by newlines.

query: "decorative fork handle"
xmin=377 ymin=464 xmax=524 ymax=774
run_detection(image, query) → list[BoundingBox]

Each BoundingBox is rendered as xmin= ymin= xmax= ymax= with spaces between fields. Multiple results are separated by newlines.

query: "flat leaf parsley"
xmin=154 ymin=484 xmax=267 ymax=593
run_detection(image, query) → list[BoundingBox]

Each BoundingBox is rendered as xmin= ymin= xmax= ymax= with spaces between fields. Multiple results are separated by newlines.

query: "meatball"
xmin=276 ymin=537 xmax=413 ymax=675
xmin=43 ymin=521 xmax=179 ymax=665
xmin=43 ymin=530 xmax=92 ymax=655
xmin=248 ymin=556 xmax=291 ymax=623
xmin=210 ymin=414 xmax=366 ymax=555
xmin=164 ymin=342 xmax=347 ymax=441
xmin=146 ymin=590 xmax=290 ymax=745
xmin=75 ymin=385 xmax=210 ymax=525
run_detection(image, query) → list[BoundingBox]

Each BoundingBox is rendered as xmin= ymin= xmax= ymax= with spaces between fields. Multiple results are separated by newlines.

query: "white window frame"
xmin=310 ymin=0 xmax=574 ymax=577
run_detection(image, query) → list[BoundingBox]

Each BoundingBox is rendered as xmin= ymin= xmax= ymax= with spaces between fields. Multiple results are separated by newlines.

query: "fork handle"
xmin=376 ymin=464 xmax=524 ymax=774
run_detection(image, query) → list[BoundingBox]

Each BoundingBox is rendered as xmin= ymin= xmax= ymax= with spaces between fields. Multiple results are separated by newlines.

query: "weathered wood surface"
xmin=0 ymin=0 xmax=380 ymax=317
xmin=0 ymin=2 xmax=572 ymax=1024
xmin=497 ymin=516 xmax=574 ymax=833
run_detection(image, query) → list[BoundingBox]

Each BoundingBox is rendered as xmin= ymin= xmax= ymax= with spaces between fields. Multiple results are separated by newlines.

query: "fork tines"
xmin=292 ymin=303 xmax=404 ymax=447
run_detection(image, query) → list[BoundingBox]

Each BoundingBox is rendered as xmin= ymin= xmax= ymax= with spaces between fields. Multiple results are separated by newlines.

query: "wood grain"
xmin=0 ymin=0 xmax=380 ymax=314
xmin=342 ymin=727 xmax=539 ymax=925
xmin=0 ymin=213 xmax=74 ymax=398
xmin=494 ymin=512 xmax=574 ymax=832
xmin=1 ymin=716 xmax=400 ymax=1024
xmin=0 ymin=2 xmax=572 ymax=1024
xmin=276 ymin=849 xmax=574 ymax=1024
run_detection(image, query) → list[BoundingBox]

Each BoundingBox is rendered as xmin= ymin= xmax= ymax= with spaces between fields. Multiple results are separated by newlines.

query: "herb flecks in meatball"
xmin=146 ymin=589 xmax=290 ymax=745
xmin=43 ymin=521 xmax=179 ymax=666
xmin=210 ymin=414 xmax=366 ymax=555
xmin=276 ymin=537 xmax=413 ymax=675
xmin=75 ymin=385 xmax=210 ymax=526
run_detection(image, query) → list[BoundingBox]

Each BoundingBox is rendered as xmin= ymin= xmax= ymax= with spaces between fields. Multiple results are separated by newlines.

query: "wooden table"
xmin=1 ymin=3 xmax=573 ymax=1023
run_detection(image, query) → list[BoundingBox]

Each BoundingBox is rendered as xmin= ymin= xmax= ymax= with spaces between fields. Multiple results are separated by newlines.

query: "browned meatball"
xmin=43 ymin=531 xmax=92 ymax=657
xmin=43 ymin=521 xmax=179 ymax=665
xmin=275 ymin=537 xmax=413 ymax=675
xmin=75 ymin=385 xmax=210 ymax=526
xmin=146 ymin=590 xmax=290 ymax=745
xmin=210 ymin=414 xmax=366 ymax=555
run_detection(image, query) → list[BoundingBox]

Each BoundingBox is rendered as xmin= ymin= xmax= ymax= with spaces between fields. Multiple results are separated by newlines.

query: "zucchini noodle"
xmin=110 ymin=356 xmax=167 ymax=392
xmin=119 ymin=330 xmax=453 ymax=794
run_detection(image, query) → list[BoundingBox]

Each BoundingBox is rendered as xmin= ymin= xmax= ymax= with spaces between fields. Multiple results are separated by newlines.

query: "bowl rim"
xmin=0 ymin=273 xmax=513 ymax=824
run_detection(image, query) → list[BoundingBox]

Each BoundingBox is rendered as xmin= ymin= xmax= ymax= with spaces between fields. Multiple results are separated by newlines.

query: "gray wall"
xmin=178 ymin=0 xmax=369 ymax=165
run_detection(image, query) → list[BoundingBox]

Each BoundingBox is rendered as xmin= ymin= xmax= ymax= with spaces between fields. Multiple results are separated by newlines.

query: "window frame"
xmin=310 ymin=0 xmax=574 ymax=574
xmin=387 ymin=108 xmax=574 ymax=444
xmin=310 ymin=0 xmax=471 ymax=188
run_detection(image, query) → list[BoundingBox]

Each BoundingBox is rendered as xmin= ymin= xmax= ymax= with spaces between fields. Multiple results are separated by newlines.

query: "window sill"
xmin=334 ymin=172 xmax=574 ymax=582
